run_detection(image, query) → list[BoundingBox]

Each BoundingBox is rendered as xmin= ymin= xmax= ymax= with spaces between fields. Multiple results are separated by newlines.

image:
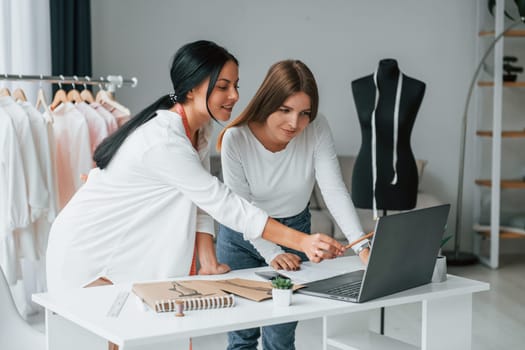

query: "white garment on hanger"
xmin=51 ymin=102 xmax=92 ymax=209
xmin=19 ymin=101 xmax=58 ymax=275
xmin=20 ymin=102 xmax=58 ymax=223
xmin=0 ymin=108 xmax=29 ymax=284
xmin=0 ymin=97 xmax=48 ymax=221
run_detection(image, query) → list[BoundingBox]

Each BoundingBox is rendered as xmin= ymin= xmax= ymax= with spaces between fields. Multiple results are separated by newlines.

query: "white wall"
xmin=91 ymin=0 xmax=479 ymax=251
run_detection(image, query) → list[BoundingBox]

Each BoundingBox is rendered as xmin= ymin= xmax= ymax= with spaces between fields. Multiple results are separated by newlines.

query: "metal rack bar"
xmin=0 ymin=73 xmax=138 ymax=89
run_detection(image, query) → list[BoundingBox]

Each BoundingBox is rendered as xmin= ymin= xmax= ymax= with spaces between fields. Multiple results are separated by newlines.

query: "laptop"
xmin=297 ymin=204 xmax=450 ymax=303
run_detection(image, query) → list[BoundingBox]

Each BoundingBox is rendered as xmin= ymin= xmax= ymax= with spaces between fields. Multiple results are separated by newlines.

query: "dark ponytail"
xmin=93 ymin=40 xmax=239 ymax=169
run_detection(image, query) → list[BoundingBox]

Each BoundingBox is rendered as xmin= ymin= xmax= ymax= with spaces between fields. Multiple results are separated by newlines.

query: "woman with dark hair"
xmin=216 ymin=60 xmax=369 ymax=350
xmin=46 ymin=41 xmax=344 ymax=293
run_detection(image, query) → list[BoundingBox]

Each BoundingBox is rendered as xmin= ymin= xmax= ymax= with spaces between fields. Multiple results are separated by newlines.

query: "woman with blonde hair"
xmin=216 ymin=60 xmax=370 ymax=350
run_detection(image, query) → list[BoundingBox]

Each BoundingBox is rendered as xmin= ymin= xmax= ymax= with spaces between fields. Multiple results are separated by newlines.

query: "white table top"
xmin=33 ymin=256 xmax=489 ymax=348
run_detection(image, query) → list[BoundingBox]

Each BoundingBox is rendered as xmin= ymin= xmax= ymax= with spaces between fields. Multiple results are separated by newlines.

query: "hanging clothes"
xmin=20 ymin=101 xmax=59 ymax=224
xmin=0 ymin=75 xmax=134 ymax=320
xmin=90 ymin=101 xmax=118 ymax=134
xmin=51 ymin=102 xmax=92 ymax=210
xmin=0 ymin=97 xmax=48 ymax=221
xmin=0 ymin=107 xmax=29 ymax=284
xmin=75 ymin=101 xmax=109 ymax=154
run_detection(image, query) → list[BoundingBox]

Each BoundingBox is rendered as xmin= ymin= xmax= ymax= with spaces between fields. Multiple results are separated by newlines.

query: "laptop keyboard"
xmin=326 ymin=280 xmax=362 ymax=298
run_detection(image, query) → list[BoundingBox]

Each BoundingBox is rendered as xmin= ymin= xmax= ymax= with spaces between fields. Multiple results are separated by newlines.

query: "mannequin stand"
xmin=380 ymin=209 xmax=386 ymax=335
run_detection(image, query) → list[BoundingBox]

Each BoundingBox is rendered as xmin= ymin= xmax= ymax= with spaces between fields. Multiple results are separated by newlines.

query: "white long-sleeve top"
xmin=0 ymin=108 xmax=29 ymax=284
xmin=0 ymin=97 xmax=48 ymax=222
xmin=46 ymin=110 xmax=267 ymax=291
xmin=221 ymin=114 xmax=366 ymax=264
xmin=20 ymin=102 xmax=59 ymax=223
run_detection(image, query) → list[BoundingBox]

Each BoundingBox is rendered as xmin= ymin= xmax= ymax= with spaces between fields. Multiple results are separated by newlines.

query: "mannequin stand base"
xmin=442 ymin=250 xmax=478 ymax=266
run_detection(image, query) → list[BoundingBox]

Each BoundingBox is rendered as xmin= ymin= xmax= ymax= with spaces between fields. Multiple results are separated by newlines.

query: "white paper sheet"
xmin=277 ymin=257 xmax=364 ymax=283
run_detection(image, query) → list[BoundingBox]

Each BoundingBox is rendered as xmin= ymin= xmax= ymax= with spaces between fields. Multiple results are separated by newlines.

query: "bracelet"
xmin=355 ymin=242 xmax=370 ymax=256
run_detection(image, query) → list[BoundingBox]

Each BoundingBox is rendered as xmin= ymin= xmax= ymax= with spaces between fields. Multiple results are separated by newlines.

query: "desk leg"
xmin=421 ymin=294 xmax=472 ymax=350
xmin=46 ymin=310 xmax=107 ymax=350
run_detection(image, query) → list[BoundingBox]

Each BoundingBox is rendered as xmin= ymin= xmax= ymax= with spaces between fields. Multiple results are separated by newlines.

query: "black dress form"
xmin=351 ymin=59 xmax=425 ymax=211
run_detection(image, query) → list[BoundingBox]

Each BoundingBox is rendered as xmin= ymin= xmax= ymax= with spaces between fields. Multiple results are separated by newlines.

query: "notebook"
xmin=132 ymin=280 xmax=235 ymax=312
xmin=297 ymin=204 xmax=450 ymax=303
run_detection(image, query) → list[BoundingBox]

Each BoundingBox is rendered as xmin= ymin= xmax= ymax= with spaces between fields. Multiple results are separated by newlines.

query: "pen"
xmin=344 ymin=231 xmax=374 ymax=250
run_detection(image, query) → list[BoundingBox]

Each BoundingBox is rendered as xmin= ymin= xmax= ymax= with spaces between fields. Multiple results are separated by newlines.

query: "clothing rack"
xmin=0 ymin=73 xmax=138 ymax=92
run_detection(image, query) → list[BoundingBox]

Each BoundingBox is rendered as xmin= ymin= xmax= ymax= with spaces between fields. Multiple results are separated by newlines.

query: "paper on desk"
xmin=277 ymin=258 xmax=363 ymax=284
xmin=213 ymin=279 xmax=303 ymax=302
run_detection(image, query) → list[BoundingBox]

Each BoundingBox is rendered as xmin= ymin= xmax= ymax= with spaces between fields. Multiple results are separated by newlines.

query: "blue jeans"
xmin=216 ymin=207 xmax=311 ymax=350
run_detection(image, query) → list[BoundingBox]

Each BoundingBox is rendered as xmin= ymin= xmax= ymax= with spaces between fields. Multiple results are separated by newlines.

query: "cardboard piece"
xmin=213 ymin=278 xmax=304 ymax=302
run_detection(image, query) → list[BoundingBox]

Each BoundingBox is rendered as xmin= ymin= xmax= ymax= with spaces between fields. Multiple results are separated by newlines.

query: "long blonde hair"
xmin=216 ymin=59 xmax=319 ymax=151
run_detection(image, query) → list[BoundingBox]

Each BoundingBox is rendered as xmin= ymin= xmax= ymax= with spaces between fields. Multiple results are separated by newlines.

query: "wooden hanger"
xmin=13 ymin=88 xmax=27 ymax=102
xmin=66 ymin=76 xmax=83 ymax=103
xmin=96 ymin=84 xmax=130 ymax=115
xmin=50 ymin=89 xmax=67 ymax=111
xmin=80 ymin=77 xmax=95 ymax=103
xmin=67 ymin=88 xmax=83 ymax=103
xmin=35 ymin=74 xmax=53 ymax=119
xmin=35 ymin=76 xmax=49 ymax=109
xmin=0 ymin=87 xmax=11 ymax=96
xmin=36 ymin=87 xmax=54 ymax=123
xmin=50 ymin=76 xmax=68 ymax=111
xmin=35 ymin=87 xmax=47 ymax=110
xmin=0 ymin=73 xmax=11 ymax=96
xmin=81 ymin=88 xmax=95 ymax=103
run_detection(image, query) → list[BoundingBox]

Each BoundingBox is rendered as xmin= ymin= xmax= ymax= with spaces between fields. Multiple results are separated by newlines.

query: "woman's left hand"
xmin=270 ymin=253 xmax=302 ymax=271
xmin=195 ymin=232 xmax=230 ymax=275
xmin=199 ymin=263 xmax=231 ymax=275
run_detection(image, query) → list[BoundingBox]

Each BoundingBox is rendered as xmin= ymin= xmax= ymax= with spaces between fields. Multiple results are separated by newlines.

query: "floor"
xmin=27 ymin=254 xmax=525 ymax=349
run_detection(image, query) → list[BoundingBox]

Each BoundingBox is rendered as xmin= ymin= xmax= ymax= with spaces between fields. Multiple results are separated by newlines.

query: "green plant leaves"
xmin=441 ymin=235 xmax=453 ymax=248
xmin=271 ymin=276 xmax=293 ymax=289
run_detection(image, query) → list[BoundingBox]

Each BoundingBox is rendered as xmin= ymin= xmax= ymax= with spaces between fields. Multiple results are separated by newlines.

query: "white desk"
xmin=33 ymin=256 xmax=489 ymax=350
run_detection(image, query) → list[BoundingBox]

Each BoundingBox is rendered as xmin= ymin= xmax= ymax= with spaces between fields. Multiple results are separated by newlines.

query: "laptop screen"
xmin=357 ymin=204 xmax=450 ymax=302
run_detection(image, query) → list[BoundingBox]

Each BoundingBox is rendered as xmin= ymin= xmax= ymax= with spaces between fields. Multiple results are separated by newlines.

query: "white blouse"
xmin=221 ymin=114 xmax=366 ymax=263
xmin=46 ymin=110 xmax=267 ymax=291
xmin=0 ymin=108 xmax=29 ymax=284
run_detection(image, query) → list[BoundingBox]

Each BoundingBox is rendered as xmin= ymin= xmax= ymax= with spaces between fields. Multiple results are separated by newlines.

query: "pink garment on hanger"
xmin=100 ymin=101 xmax=130 ymax=127
xmin=75 ymin=102 xmax=109 ymax=153
xmin=51 ymin=103 xmax=92 ymax=210
xmin=90 ymin=102 xmax=119 ymax=134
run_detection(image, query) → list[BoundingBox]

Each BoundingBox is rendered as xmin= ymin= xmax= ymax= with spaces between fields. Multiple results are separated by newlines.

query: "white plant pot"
xmin=272 ymin=288 xmax=292 ymax=307
xmin=431 ymin=255 xmax=447 ymax=283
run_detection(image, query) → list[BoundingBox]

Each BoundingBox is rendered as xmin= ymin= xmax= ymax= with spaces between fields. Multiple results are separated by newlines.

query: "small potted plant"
xmin=432 ymin=235 xmax=453 ymax=283
xmin=271 ymin=276 xmax=293 ymax=307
